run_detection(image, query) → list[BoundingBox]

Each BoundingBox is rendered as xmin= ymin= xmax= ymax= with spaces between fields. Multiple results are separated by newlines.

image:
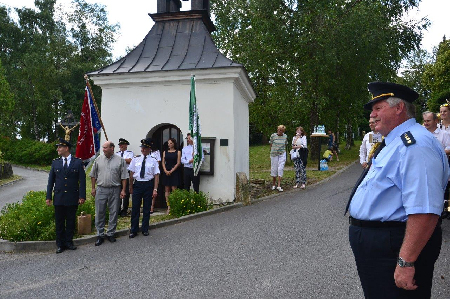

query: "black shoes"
xmin=96 ymin=235 xmax=116 ymax=245
xmin=95 ymin=237 xmax=104 ymax=246
xmin=129 ymin=232 xmax=138 ymax=238
xmin=65 ymin=244 xmax=77 ymax=250
xmin=56 ymin=244 xmax=76 ymax=253
xmin=142 ymin=231 xmax=149 ymax=236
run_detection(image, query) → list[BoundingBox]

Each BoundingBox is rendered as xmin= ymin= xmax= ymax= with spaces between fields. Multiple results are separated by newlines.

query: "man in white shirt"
xmin=423 ymin=111 xmax=450 ymax=219
xmin=181 ymin=133 xmax=200 ymax=192
xmin=423 ymin=111 xmax=450 ymax=155
xmin=127 ymin=138 xmax=160 ymax=238
xmin=115 ymin=138 xmax=134 ymax=217
xmin=359 ymin=118 xmax=381 ymax=168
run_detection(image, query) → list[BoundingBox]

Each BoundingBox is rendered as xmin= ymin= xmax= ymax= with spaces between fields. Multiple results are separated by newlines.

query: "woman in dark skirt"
xmin=292 ymin=126 xmax=307 ymax=189
xmin=162 ymin=138 xmax=181 ymax=214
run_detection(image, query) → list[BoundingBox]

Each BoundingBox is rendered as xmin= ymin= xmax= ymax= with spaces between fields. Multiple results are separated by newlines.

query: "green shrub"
xmin=168 ymin=189 xmax=209 ymax=218
xmin=0 ymin=191 xmax=55 ymax=242
xmin=0 ymin=136 xmax=57 ymax=166
xmin=0 ymin=191 xmax=96 ymax=242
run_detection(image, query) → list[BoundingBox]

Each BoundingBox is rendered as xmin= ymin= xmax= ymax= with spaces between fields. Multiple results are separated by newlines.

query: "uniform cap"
xmin=56 ymin=138 xmax=72 ymax=148
xmin=118 ymin=138 xmax=130 ymax=145
xmin=364 ymin=82 xmax=419 ymax=110
xmin=140 ymin=138 xmax=153 ymax=148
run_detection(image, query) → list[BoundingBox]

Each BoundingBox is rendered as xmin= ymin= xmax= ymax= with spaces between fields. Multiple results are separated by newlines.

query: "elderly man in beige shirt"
xmin=90 ymin=141 xmax=128 ymax=246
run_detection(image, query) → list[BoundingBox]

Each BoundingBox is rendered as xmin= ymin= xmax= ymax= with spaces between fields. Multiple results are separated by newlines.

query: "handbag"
xmin=290 ymin=149 xmax=298 ymax=160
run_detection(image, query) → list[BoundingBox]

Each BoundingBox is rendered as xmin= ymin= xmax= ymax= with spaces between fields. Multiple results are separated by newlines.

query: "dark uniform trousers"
xmin=349 ymin=223 xmax=442 ymax=299
xmin=130 ymin=180 xmax=154 ymax=233
xmin=183 ymin=167 xmax=200 ymax=193
xmin=46 ymin=157 xmax=85 ymax=248
xmin=54 ymin=205 xmax=78 ymax=247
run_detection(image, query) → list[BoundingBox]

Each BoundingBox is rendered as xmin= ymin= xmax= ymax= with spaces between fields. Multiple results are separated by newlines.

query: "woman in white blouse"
xmin=292 ymin=126 xmax=307 ymax=189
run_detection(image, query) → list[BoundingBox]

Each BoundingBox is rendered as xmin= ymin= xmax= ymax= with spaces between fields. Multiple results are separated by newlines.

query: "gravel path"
xmin=0 ymin=165 xmax=49 ymax=208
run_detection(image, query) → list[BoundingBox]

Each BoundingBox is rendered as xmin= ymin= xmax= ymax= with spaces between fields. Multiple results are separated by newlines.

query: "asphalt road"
xmin=0 ymin=165 xmax=49 ymax=208
xmin=0 ymin=163 xmax=449 ymax=298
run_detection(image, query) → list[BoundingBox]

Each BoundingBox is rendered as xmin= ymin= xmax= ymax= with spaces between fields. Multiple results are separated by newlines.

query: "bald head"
xmin=102 ymin=141 xmax=115 ymax=158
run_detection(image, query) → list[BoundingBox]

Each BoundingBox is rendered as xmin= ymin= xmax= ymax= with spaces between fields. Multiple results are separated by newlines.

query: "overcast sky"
xmin=1 ymin=0 xmax=449 ymax=60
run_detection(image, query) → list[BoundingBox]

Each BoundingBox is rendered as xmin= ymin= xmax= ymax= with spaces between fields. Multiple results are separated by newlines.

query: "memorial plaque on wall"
xmin=200 ymin=138 xmax=215 ymax=175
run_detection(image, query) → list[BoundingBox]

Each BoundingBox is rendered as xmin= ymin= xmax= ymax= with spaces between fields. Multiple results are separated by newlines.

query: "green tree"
xmin=423 ymin=37 xmax=450 ymax=112
xmin=0 ymin=58 xmax=14 ymax=137
xmin=211 ymin=0 xmax=426 ymax=152
xmin=0 ymin=0 xmax=118 ymax=141
xmin=398 ymin=48 xmax=431 ymax=120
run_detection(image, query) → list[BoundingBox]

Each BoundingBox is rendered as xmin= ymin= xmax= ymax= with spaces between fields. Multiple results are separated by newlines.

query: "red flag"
xmin=76 ymin=88 xmax=95 ymax=159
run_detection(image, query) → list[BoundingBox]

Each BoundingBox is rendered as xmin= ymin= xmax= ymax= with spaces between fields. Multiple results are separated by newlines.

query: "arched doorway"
xmin=147 ymin=124 xmax=184 ymax=209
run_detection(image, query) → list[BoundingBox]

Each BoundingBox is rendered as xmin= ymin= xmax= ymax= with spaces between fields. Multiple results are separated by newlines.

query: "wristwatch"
xmin=397 ymin=257 xmax=414 ymax=267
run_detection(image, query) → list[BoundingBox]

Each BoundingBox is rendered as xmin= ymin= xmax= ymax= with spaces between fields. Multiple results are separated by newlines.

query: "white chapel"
xmin=88 ymin=0 xmax=256 ymax=208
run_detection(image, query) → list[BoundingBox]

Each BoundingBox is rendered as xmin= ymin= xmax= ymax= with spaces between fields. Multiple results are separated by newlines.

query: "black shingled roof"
xmin=89 ymin=12 xmax=242 ymax=75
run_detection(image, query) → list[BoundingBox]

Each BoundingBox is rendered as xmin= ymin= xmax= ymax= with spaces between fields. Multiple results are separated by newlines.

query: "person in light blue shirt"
xmin=349 ymin=118 xmax=447 ymax=221
xmin=347 ymin=82 xmax=448 ymax=299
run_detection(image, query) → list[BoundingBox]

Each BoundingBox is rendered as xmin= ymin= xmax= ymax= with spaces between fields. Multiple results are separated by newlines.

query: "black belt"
xmin=349 ymin=216 xmax=406 ymax=228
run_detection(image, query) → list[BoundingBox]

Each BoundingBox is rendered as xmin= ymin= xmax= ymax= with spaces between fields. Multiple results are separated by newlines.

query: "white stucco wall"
xmin=91 ymin=68 xmax=255 ymax=202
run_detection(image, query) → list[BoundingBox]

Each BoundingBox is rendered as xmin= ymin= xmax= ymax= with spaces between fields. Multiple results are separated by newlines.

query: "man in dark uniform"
xmin=116 ymin=138 xmax=134 ymax=217
xmin=46 ymin=138 xmax=86 ymax=253
xmin=346 ymin=82 xmax=448 ymax=298
xmin=128 ymin=138 xmax=160 ymax=238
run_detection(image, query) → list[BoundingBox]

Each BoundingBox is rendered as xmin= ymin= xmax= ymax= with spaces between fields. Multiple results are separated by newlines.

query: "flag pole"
xmin=84 ymin=74 xmax=108 ymax=141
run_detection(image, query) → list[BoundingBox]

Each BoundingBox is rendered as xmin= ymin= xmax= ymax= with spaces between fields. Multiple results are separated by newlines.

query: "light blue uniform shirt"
xmin=349 ymin=118 xmax=448 ymax=222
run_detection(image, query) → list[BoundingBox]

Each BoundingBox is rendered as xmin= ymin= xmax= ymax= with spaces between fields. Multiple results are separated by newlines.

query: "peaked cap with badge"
xmin=365 ymin=82 xmax=419 ymax=110
xmin=140 ymin=138 xmax=153 ymax=148
xmin=56 ymin=138 xmax=72 ymax=149
xmin=118 ymin=138 xmax=130 ymax=145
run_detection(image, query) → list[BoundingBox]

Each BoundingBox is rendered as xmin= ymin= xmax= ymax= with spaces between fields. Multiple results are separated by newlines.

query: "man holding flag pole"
xmin=181 ymin=75 xmax=203 ymax=192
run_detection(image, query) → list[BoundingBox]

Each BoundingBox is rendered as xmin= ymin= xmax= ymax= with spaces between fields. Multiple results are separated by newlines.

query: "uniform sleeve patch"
xmin=401 ymin=131 xmax=416 ymax=146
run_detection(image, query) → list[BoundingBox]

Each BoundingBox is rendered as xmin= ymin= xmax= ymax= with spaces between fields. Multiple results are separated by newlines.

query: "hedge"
xmin=0 ymin=136 xmax=57 ymax=166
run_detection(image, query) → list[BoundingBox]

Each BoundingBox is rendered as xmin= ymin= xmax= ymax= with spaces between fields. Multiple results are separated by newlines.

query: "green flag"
xmin=189 ymin=75 xmax=203 ymax=176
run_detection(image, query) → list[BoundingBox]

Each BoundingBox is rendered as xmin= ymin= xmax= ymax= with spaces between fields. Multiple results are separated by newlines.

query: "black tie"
xmin=121 ymin=151 xmax=124 ymax=157
xmin=140 ymin=156 xmax=146 ymax=179
xmin=64 ymin=158 xmax=68 ymax=171
xmin=345 ymin=139 xmax=386 ymax=215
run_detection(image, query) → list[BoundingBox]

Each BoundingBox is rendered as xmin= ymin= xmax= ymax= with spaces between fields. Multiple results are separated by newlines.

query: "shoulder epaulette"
xmin=126 ymin=150 xmax=132 ymax=152
xmin=401 ymin=131 xmax=416 ymax=147
xmin=53 ymin=157 xmax=61 ymax=161
xmin=135 ymin=155 xmax=141 ymax=157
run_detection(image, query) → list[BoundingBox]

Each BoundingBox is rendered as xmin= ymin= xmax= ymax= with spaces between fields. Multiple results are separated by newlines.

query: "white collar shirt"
xmin=116 ymin=150 xmax=134 ymax=164
xmin=432 ymin=127 xmax=450 ymax=150
xmin=181 ymin=145 xmax=194 ymax=168
xmin=128 ymin=155 xmax=160 ymax=181
xmin=62 ymin=154 xmax=72 ymax=167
